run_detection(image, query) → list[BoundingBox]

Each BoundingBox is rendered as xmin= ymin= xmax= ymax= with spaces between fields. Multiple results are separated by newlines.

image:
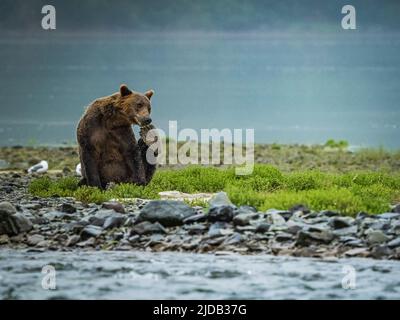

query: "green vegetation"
xmin=28 ymin=165 xmax=400 ymax=216
xmin=324 ymin=139 xmax=349 ymax=149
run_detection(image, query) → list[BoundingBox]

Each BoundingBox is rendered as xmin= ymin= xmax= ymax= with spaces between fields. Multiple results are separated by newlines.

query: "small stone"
xmin=344 ymin=247 xmax=369 ymax=257
xmin=296 ymin=230 xmax=334 ymax=246
xmin=328 ymin=217 xmax=354 ymax=229
xmin=208 ymin=222 xmax=230 ymax=237
xmin=378 ymin=212 xmax=400 ymax=220
xmin=275 ymin=232 xmax=294 ymax=242
xmin=387 ymin=237 xmax=400 ymax=248
xmin=289 ymin=204 xmax=310 ymax=214
xmin=320 ymin=210 xmax=340 ymax=217
xmin=332 ymin=225 xmax=358 ymax=236
xmin=58 ymin=203 xmax=77 ymax=214
xmin=130 ymin=221 xmax=166 ymax=235
xmin=207 ymin=205 xmax=237 ymax=223
xmin=255 ymin=222 xmax=271 ymax=233
xmin=102 ymin=201 xmax=125 ymax=213
xmin=76 ymin=238 xmax=96 ymax=247
xmin=370 ymin=245 xmax=392 ymax=259
xmin=13 ymin=213 xmax=33 ymax=233
xmin=207 ymin=192 xmax=237 ymax=222
xmin=183 ymin=213 xmax=206 ymax=224
xmin=89 ymin=210 xmax=118 ymax=226
xmin=265 ymin=210 xmax=287 ymax=225
xmin=66 ymin=235 xmax=80 ymax=247
xmin=0 ymin=234 xmax=9 ymax=244
xmin=223 ymin=232 xmax=243 ymax=245
xmin=233 ymin=212 xmax=259 ymax=226
xmin=367 ymin=230 xmax=390 ymax=245
xmin=27 ymin=234 xmax=45 ymax=246
xmin=103 ymin=215 xmax=126 ymax=230
xmin=81 ymin=225 xmax=103 ymax=239
xmin=185 ymin=224 xmax=207 ymax=235
xmin=392 ymin=204 xmax=400 ymax=214
xmin=43 ymin=211 xmax=65 ymax=221
xmin=128 ymin=235 xmax=140 ymax=244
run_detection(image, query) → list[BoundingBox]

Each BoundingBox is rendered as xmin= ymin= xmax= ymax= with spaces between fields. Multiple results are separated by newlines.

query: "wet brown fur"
xmin=76 ymin=85 xmax=156 ymax=189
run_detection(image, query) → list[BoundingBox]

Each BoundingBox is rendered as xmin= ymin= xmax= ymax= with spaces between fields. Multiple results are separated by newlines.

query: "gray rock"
xmin=289 ymin=204 xmax=310 ymax=214
xmin=27 ymin=234 xmax=45 ymax=246
xmin=296 ymin=230 xmax=335 ymax=246
xmin=12 ymin=213 xmax=33 ymax=233
xmin=328 ymin=217 xmax=354 ymax=229
xmin=66 ymin=235 xmax=80 ymax=246
xmin=183 ymin=213 xmax=206 ymax=224
xmin=223 ymin=232 xmax=243 ymax=245
xmin=89 ymin=209 xmax=119 ymax=226
xmin=208 ymin=205 xmax=237 ymax=223
xmin=208 ymin=222 xmax=232 ymax=237
xmin=332 ymin=225 xmax=358 ymax=236
xmin=275 ymin=232 xmax=294 ymax=242
xmin=237 ymin=205 xmax=257 ymax=214
xmin=235 ymin=225 xmax=256 ymax=232
xmin=0 ymin=202 xmax=32 ymax=235
xmin=102 ymin=201 xmax=125 ymax=213
xmin=209 ymin=192 xmax=233 ymax=207
xmin=319 ymin=210 xmax=339 ymax=217
xmin=392 ymin=204 xmax=400 ymax=214
xmin=367 ymin=230 xmax=390 ymax=245
xmin=0 ymin=201 xmax=16 ymax=215
xmin=137 ymin=200 xmax=196 ymax=227
xmin=370 ymin=245 xmax=392 ymax=259
xmin=130 ymin=221 xmax=166 ymax=235
xmin=207 ymin=192 xmax=237 ymax=222
xmin=58 ymin=203 xmax=77 ymax=214
xmin=344 ymin=247 xmax=369 ymax=257
xmin=378 ymin=212 xmax=400 ymax=220
xmin=233 ymin=212 xmax=259 ymax=226
xmin=185 ymin=224 xmax=207 ymax=235
xmin=255 ymin=222 xmax=271 ymax=233
xmin=81 ymin=225 xmax=103 ymax=239
xmin=103 ymin=215 xmax=126 ymax=230
xmin=387 ymin=237 xmax=400 ymax=248
xmin=265 ymin=209 xmax=287 ymax=225
xmin=128 ymin=235 xmax=140 ymax=244
xmin=43 ymin=211 xmax=65 ymax=221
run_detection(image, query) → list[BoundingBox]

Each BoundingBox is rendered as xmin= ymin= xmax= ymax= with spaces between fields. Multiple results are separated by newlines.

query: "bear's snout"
xmin=139 ymin=116 xmax=152 ymax=126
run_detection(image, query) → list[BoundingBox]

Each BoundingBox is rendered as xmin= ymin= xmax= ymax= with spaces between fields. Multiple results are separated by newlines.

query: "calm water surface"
xmin=0 ymin=33 xmax=399 ymax=148
xmin=0 ymin=250 xmax=399 ymax=299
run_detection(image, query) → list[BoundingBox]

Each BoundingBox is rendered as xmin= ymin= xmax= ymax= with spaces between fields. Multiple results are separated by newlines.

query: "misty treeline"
xmin=1 ymin=0 xmax=400 ymax=32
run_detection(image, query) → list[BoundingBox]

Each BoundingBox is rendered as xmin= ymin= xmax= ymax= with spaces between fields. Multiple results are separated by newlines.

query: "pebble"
xmin=102 ymin=201 xmax=126 ymax=213
xmin=130 ymin=221 xmax=167 ymax=235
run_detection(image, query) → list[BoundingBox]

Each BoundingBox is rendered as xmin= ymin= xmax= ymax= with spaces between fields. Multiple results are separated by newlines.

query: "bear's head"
xmin=117 ymin=84 xmax=154 ymax=126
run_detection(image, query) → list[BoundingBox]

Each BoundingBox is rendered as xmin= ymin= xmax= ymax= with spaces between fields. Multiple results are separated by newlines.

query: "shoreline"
xmin=1 ymin=170 xmax=399 ymax=261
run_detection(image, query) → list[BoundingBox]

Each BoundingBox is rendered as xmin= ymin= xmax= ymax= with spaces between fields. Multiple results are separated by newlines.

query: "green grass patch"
xmin=28 ymin=165 xmax=400 ymax=215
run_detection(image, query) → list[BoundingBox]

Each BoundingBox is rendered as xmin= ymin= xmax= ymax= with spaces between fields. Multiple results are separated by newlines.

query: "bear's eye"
xmin=136 ymin=103 xmax=143 ymax=108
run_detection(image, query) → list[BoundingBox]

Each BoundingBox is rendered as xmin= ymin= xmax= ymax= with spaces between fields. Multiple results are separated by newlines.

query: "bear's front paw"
xmin=140 ymin=124 xmax=158 ymax=146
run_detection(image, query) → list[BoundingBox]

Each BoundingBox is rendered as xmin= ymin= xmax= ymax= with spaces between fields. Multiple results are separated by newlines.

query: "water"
xmin=0 ymin=32 xmax=399 ymax=148
xmin=1 ymin=250 xmax=400 ymax=299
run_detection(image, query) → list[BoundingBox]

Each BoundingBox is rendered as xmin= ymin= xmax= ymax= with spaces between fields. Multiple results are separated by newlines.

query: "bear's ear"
xmin=120 ymin=84 xmax=132 ymax=97
xmin=145 ymin=89 xmax=154 ymax=100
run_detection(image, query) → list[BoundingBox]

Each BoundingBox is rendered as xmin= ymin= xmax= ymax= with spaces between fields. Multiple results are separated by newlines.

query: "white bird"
xmin=76 ymin=163 xmax=82 ymax=176
xmin=28 ymin=160 xmax=48 ymax=174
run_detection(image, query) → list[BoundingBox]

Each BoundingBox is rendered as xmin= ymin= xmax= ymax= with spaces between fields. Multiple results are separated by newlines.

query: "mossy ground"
xmin=28 ymin=165 xmax=400 ymax=216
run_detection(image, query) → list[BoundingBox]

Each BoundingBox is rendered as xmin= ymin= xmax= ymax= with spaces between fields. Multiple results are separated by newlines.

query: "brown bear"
xmin=77 ymin=84 xmax=158 ymax=189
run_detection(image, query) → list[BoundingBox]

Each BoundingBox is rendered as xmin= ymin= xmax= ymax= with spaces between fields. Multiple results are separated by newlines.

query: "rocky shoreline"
xmin=1 ymin=172 xmax=400 ymax=260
